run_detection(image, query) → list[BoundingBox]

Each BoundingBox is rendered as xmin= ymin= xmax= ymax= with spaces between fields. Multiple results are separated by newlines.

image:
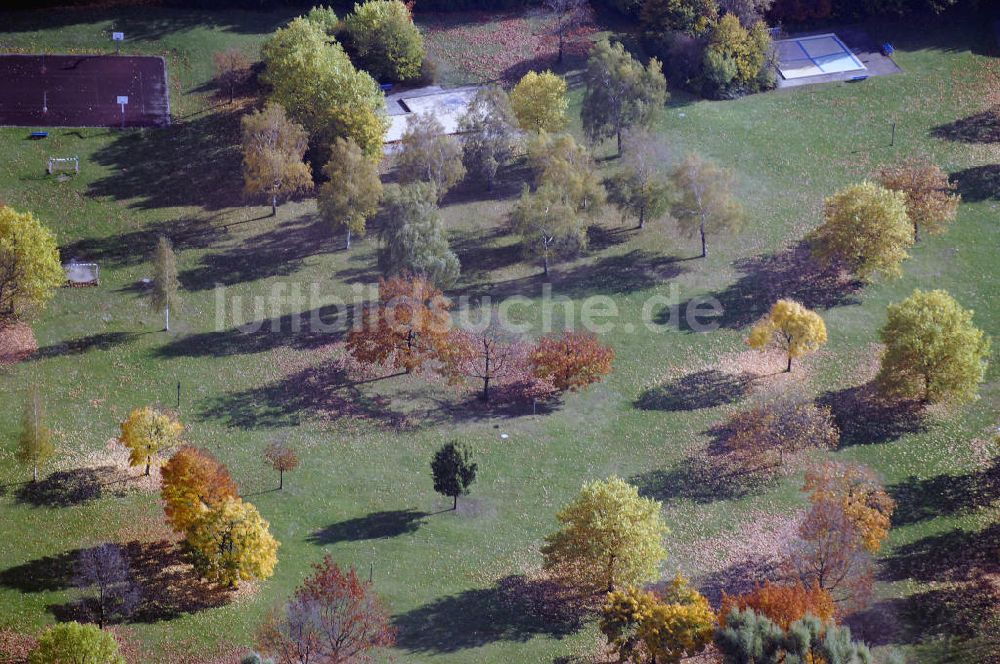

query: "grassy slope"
xmin=0 ymin=7 xmax=997 ymax=663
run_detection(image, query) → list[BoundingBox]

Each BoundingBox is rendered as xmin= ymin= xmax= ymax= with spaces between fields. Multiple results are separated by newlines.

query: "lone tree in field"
xmin=395 ymin=113 xmax=466 ymax=200
xmin=431 ymin=441 xmax=478 ymax=510
xmin=581 ymin=38 xmax=667 ymax=155
xmin=876 ymin=157 xmax=960 ymax=241
xmin=876 ymin=289 xmax=990 ymax=404
xmin=542 ymin=476 xmax=668 ymax=594
xmin=437 ymin=310 xmax=533 ymax=402
xmin=213 ymin=47 xmax=252 ymax=104
xmin=747 ymin=299 xmax=828 ymax=373
xmin=542 ymin=0 xmax=590 ymax=63
xmin=119 ymin=406 xmax=183 ymax=476
xmin=29 ymin=622 xmax=124 ymax=664
xmin=377 ymin=183 xmax=461 ymax=287
xmin=531 ymin=331 xmax=615 ymax=392
xmin=150 ymin=236 xmax=180 ymax=332
xmin=257 ymin=556 xmax=396 ymax=663
xmin=161 ymin=445 xmax=239 ymax=533
xmin=345 ymin=0 xmax=425 ymax=82
xmin=346 ymin=275 xmax=453 ymax=374
xmin=318 ymin=136 xmax=383 ymax=249
xmin=263 ymin=437 xmax=300 ymax=491
xmin=0 ymin=205 xmax=63 ymax=330
xmin=606 ymin=129 xmax=673 ymax=229
xmin=241 ymin=102 xmax=313 ymax=216
xmin=187 ymin=497 xmax=279 ymax=588
xmin=670 ymin=153 xmax=743 ymax=258
xmin=17 ymin=386 xmax=55 ymax=483
xmin=74 ymin=543 xmax=141 ymax=629
xmin=458 ymin=86 xmax=520 ymax=191
xmin=721 ymin=400 xmax=839 ymax=472
xmin=510 ymin=70 xmax=569 ymax=133
xmin=808 ymin=181 xmax=914 ymax=282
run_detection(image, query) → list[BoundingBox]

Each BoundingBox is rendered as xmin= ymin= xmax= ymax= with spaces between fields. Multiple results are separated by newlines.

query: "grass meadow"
xmin=0 ymin=5 xmax=997 ymax=663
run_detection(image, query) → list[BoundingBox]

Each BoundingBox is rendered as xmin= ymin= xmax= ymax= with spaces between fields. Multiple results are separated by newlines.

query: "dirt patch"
xmin=0 ymin=322 xmax=38 ymax=366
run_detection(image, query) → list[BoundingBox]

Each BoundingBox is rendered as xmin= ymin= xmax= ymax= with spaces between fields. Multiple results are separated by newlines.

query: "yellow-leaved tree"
xmin=241 ymin=102 xmax=313 ymax=216
xmin=600 ymin=575 xmax=715 ymax=664
xmin=0 ymin=205 xmax=64 ymax=330
xmin=119 ymin=407 xmax=183 ymax=476
xmin=808 ymin=181 xmax=914 ymax=282
xmin=186 ymin=497 xmax=279 ymax=588
xmin=747 ymin=299 xmax=828 ymax=373
xmin=876 ymin=289 xmax=990 ymax=404
xmin=318 ymin=136 xmax=383 ymax=250
xmin=510 ymin=70 xmax=569 ymax=133
xmin=542 ymin=476 xmax=668 ymax=594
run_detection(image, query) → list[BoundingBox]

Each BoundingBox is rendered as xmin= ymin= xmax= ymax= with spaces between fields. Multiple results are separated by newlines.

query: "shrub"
xmin=29 ymin=622 xmax=123 ymax=664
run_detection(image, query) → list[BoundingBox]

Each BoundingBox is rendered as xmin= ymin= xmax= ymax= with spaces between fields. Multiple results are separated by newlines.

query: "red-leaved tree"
xmin=346 ymin=275 xmax=454 ymax=374
xmin=530 ymin=331 xmax=614 ymax=392
xmin=257 ymin=556 xmax=396 ymax=664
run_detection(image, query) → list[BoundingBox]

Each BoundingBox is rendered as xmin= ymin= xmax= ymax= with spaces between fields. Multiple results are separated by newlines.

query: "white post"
xmin=165 ymin=304 xmax=170 ymax=332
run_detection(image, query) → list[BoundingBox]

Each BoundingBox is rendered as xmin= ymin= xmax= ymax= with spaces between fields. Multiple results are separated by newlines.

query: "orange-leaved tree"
xmin=346 ymin=275 xmax=453 ymax=374
xmin=161 ymin=445 xmax=239 ymax=533
xmin=803 ymin=461 xmax=895 ymax=554
xmin=531 ymin=331 xmax=615 ymax=392
xmin=719 ymin=581 xmax=836 ymax=630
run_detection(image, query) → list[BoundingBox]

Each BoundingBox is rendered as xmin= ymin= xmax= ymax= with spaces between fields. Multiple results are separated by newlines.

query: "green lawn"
xmin=0 ymin=6 xmax=997 ymax=663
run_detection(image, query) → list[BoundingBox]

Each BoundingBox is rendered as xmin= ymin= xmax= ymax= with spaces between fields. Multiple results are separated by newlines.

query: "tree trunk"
xmin=271 ymin=195 xmax=277 ymax=217
xmin=914 ymin=221 xmax=920 ymax=243
xmin=144 ymin=459 xmax=151 ymax=476
xmin=279 ymin=469 xmax=283 ymax=490
xmin=786 ymin=354 xmax=793 ymax=373
xmin=229 ymin=83 xmax=234 ymax=105
xmin=699 ymin=219 xmax=707 ymax=258
xmin=33 ymin=463 xmax=38 ymax=483
xmin=165 ymin=304 xmax=170 ymax=332
xmin=543 ymin=253 xmax=549 ymax=277
xmin=558 ymin=34 xmax=564 ymax=64
xmin=453 ymin=494 xmax=458 ymax=510
xmin=638 ymin=207 xmax=645 ymax=230
xmin=616 ymin=129 xmax=623 ymax=156
xmin=345 ymin=227 xmax=352 ymax=250
xmin=481 ymin=376 xmax=490 ymax=402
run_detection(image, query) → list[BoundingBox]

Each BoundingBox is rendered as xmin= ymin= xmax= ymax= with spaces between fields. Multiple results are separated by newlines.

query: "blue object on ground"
xmin=881 ymin=42 xmax=894 ymax=56
xmin=380 ymin=83 xmax=393 ymax=92
xmin=30 ymin=131 xmax=48 ymax=138
xmin=849 ymin=75 xmax=869 ymax=82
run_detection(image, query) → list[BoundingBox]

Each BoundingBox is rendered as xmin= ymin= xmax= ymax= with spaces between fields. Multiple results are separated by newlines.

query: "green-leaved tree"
xmin=430 ymin=441 xmax=478 ymax=510
xmin=319 ymin=137 xmax=383 ymax=249
xmin=17 ymin=386 xmax=55 ymax=482
xmin=151 ymin=236 xmax=180 ymax=332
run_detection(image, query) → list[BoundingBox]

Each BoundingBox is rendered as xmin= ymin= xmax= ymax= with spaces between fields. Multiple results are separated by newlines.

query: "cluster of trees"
xmin=0 ymin=205 xmax=64 ymax=332
xmin=159 ymin=442 xmax=280 ymax=588
xmin=346 ymin=275 xmax=616 ymax=402
xmin=769 ymin=0 xmax=979 ymax=22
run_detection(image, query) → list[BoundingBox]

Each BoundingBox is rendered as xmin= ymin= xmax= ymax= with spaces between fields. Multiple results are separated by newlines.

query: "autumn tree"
xmin=720 ymin=400 xmax=839 ymax=472
xmin=213 ymin=47 xmax=252 ymax=104
xmin=747 ymin=299 xmax=828 ymax=373
xmin=346 ymin=274 xmax=453 ymax=373
xmin=510 ymin=70 xmax=569 ymax=133
xmin=150 ymin=236 xmax=180 ymax=332
xmin=510 ymin=184 xmax=587 ymax=276
xmin=606 ymin=130 xmax=673 ymax=229
xmin=581 ymin=38 xmax=668 ymax=155
xmin=318 ymin=136 xmax=383 ymax=249
xmin=719 ymin=581 xmax=835 ymax=631
xmin=257 ymin=556 xmax=395 ymax=664
xmin=241 ymin=102 xmax=313 ymax=216
xmin=703 ymin=14 xmax=773 ymax=97
xmin=0 ymin=205 xmax=63 ymax=330
xmin=526 ymin=131 xmax=606 ymax=213
xmin=263 ymin=438 xmax=300 ymax=490
xmin=28 ymin=622 xmax=124 ymax=664
xmin=395 ymin=112 xmax=466 ymax=199
xmin=262 ymin=16 xmax=387 ymax=159
xmin=437 ymin=310 xmax=538 ymax=403
xmin=119 ymin=407 xmax=183 ymax=476
xmin=161 ymin=445 xmax=239 ymax=533
xmin=808 ymin=181 xmax=914 ymax=282
xmin=670 ymin=153 xmax=744 ymax=258
xmin=542 ymin=476 xmax=668 ymax=593
xmin=600 ymin=576 xmax=715 ymax=663
xmin=542 ymin=0 xmax=590 ymax=63
xmin=377 ymin=183 xmax=461 ymax=287
xmin=876 ymin=289 xmax=990 ymax=404
xmin=531 ymin=331 xmax=615 ymax=392
xmin=345 ymin=0 xmax=425 ymax=82
xmin=458 ymin=85 xmax=520 ymax=191
xmin=73 ymin=543 xmax=141 ymax=629
xmin=17 ymin=386 xmax=55 ymax=482
xmin=803 ymin=461 xmax=895 ymax=555
xmin=876 ymin=157 xmax=960 ymax=241
xmin=187 ymin=497 xmax=279 ymax=588
xmin=430 ymin=441 xmax=478 ymax=510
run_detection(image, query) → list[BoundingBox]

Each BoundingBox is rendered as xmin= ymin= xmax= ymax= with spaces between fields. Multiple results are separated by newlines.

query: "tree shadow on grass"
xmin=178 ymin=215 xmax=340 ymax=291
xmin=60 ymin=215 xmax=230 ymax=269
xmin=553 ymin=249 xmax=690 ymax=299
xmin=307 ymin=509 xmax=429 ymax=545
xmin=890 ymin=457 xmax=1000 ymax=526
xmin=881 ymin=522 xmax=1000 ymax=584
xmin=635 ymin=370 xmax=755 ymax=412
xmin=393 ymin=575 xmax=587 ymax=654
xmin=156 ymin=304 xmax=355 ymax=359
xmin=950 ymin=164 xmax=1000 ymax=202
xmin=901 ymin=580 xmax=1000 ymax=655
xmin=15 ymin=466 xmax=127 ymax=508
xmin=32 ymin=332 xmax=139 ymax=360
xmin=696 ymin=556 xmax=783 ymax=608
xmin=441 ymin=160 xmax=532 ymax=206
xmin=666 ymin=242 xmax=862 ymax=332
xmin=199 ymin=364 xmax=409 ymax=430
xmin=816 ymin=381 xmax=926 ymax=447
xmin=0 ymin=550 xmax=76 ymax=593
xmin=931 ymin=108 xmax=1000 ymax=144
xmin=630 ymin=454 xmax=770 ymax=506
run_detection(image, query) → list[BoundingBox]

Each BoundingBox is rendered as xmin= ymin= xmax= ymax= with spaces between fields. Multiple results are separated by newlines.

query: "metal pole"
xmin=121 ymin=104 xmax=125 ymax=129
xmin=890 ymin=122 xmax=896 ymax=147
xmin=176 ymin=381 xmax=181 ymax=410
